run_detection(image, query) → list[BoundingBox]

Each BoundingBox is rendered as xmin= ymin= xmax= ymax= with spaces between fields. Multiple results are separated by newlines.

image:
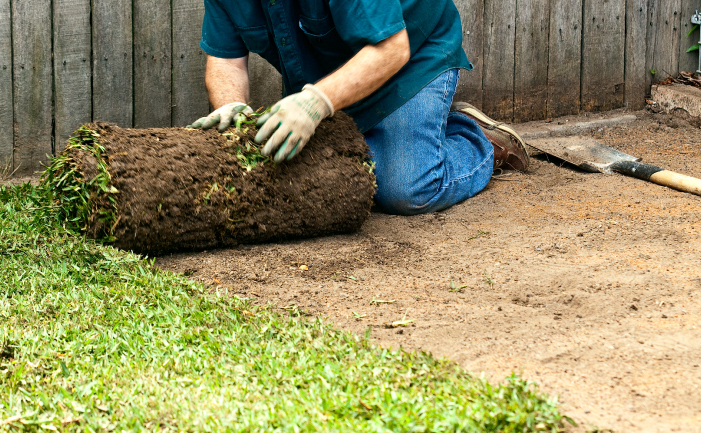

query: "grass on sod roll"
xmin=0 ymin=183 xmax=574 ymax=432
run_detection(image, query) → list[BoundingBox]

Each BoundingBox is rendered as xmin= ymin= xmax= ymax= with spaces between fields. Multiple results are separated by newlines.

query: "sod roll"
xmin=42 ymin=112 xmax=376 ymax=255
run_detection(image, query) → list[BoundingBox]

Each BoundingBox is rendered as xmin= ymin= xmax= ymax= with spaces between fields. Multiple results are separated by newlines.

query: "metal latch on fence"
xmin=693 ymin=10 xmax=701 ymax=74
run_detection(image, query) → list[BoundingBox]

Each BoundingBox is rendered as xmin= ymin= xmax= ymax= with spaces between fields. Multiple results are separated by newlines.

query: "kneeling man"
xmin=189 ymin=0 xmax=529 ymax=215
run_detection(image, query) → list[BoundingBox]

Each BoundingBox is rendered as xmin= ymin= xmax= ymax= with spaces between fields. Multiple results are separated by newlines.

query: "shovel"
xmin=527 ymin=136 xmax=701 ymax=196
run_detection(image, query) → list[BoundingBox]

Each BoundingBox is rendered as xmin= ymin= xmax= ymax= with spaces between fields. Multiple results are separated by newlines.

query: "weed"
xmin=449 ymin=280 xmax=468 ymax=293
xmin=468 ymin=230 xmax=490 ymax=241
xmin=484 ymin=273 xmax=495 ymax=289
xmin=370 ymin=297 xmax=396 ymax=305
xmin=687 ymin=23 xmax=699 ymax=53
xmin=387 ymin=309 xmax=415 ymax=328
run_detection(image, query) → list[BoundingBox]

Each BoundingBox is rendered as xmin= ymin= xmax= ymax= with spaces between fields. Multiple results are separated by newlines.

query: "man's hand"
xmin=188 ymin=102 xmax=253 ymax=132
xmin=255 ymin=84 xmax=334 ymax=163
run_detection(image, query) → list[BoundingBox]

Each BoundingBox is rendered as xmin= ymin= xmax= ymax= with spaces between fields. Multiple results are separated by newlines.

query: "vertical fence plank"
xmin=482 ymin=0 xmax=516 ymax=121
xmin=248 ymin=53 xmax=283 ymax=110
xmin=134 ymin=0 xmax=171 ymax=127
xmin=454 ymin=0 xmax=484 ymax=109
xmin=625 ymin=0 xmax=649 ymax=110
xmin=54 ymin=0 xmax=92 ymax=152
xmin=646 ymin=0 xmax=682 ymax=85
xmin=679 ymin=0 xmax=700 ymax=74
xmin=581 ymin=0 xmax=626 ymax=112
xmin=0 ymin=0 xmax=12 ymax=171
xmin=172 ymin=0 xmax=208 ymax=126
xmin=93 ymin=0 xmax=133 ymax=126
xmin=12 ymin=0 xmax=52 ymax=175
xmin=547 ymin=0 xmax=582 ymax=117
xmin=514 ymin=0 xmax=550 ymax=122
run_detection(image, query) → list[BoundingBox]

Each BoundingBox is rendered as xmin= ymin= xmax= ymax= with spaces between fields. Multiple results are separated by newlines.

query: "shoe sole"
xmin=452 ymin=102 xmax=527 ymax=148
xmin=452 ymin=102 xmax=530 ymax=171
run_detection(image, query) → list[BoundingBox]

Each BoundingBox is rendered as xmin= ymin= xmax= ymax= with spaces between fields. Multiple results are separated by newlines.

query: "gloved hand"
xmin=255 ymin=84 xmax=334 ymax=163
xmin=187 ymin=102 xmax=253 ymax=132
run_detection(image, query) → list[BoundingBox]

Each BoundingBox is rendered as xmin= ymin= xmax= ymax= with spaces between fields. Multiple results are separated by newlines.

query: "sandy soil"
xmin=157 ymin=109 xmax=701 ymax=432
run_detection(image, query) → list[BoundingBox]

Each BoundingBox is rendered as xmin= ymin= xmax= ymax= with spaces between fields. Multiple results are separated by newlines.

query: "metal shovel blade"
xmin=526 ymin=136 xmax=640 ymax=174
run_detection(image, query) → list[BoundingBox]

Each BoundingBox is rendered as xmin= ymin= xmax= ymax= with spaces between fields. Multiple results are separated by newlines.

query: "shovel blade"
xmin=527 ymin=136 xmax=641 ymax=173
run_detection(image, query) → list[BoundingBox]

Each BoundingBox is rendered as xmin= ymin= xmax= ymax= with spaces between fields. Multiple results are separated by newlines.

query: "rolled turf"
xmin=41 ymin=112 xmax=376 ymax=255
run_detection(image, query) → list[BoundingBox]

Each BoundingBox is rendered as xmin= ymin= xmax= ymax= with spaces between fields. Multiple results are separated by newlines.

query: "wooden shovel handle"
xmin=611 ymin=160 xmax=701 ymax=196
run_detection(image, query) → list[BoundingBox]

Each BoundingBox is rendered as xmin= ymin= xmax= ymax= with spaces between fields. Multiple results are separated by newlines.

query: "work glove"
xmin=255 ymin=84 xmax=334 ymax=163
xmin=187 ymin=102 xmax=253 ymax=132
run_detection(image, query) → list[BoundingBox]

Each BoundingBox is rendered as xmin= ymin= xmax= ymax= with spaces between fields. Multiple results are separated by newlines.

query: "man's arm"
xmin=205 ymin=55 xmax=250 ymax=108
xmin=188 ymin=55 xmax=252 ymax=131
xmin=315 ymin=29 xmax=410 ymax=111
xmin=255 ymin=29 xmax=410 ymax=162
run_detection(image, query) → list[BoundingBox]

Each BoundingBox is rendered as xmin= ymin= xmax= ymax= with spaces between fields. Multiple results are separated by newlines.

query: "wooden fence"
xmin=1 ymin=0 xmax=700 ymax=176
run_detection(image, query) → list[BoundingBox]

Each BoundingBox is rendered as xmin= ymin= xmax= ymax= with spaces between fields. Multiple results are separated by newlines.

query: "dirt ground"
xmin=154 ymin=109 xmax=701 ymax=432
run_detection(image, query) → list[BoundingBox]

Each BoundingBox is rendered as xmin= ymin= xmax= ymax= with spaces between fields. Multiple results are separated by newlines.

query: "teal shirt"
xmin=201 ymin=0 xmax=472 ymax=132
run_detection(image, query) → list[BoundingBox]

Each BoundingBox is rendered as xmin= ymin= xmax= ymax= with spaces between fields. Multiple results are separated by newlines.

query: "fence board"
xmin=93 ymin=0 xmax=133 ymax=126
xmin=248 ymin=53 xmax=283 ymax=110
xmin=454 ymin=0 xmax=484 ymax=109
xmin=134 ymin=0 xmax=172 ymax=127
xmin=482 ymin=0 xmax=516 ymax=121
xmin=514 ymin=0 xmax=550 ymax=122
xmin=646 ymin=0 xmax=682 ymax=85
xmin=12 ymin=0 xmax=52 ymax=175
xmin=54 ymin=0 xmax=92 ymax=152
xmin=625 ymin=0 xmax=649 ymax=110
xmin=581 ymin=0 xmax=626 ymax=112
xmin=547 ymin=0 xmax=582 ymax=117
xmin=679 ymin=0 xmax=700 ymax=74
xmin=172 ymin=0 xmax=208 ymax=126
xmin=0 ymin=0 xmax=12 ymax=171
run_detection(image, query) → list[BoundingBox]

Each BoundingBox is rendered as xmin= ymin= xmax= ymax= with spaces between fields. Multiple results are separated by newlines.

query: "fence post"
xmin=0 ymin=0 xmax=12 ymax=173
xmin=12 ymin=0 xmax=53 ymax=176
xmin=54 ymin=0 xmax=92 ymax=152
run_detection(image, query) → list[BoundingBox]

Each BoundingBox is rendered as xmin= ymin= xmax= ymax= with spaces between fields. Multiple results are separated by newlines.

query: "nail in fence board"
xmin=646 ymin=0 xmax=682 ymax=85
xmin=93 ymin=0 xmax=133 ymax=126
xmin=12 ymin=0 xmax=53 ymax=176
xmin=581 ymin=0 xmax=626 ymax=112
xmin=678 ymin=0 xmax=699 ymax=74
xmin=0 ymin=0 xmax=12 ymax=171
xmin=514 ymin=0 xmax=550 ymax=123
xmin=172 ymin=0 xmax=208 ymax=127
xmin=248 ymin=53 xmax=283 ymax=110
xmin=547 ymin=0 xmax=582 ymax=118
xmin=54 ymin=0 xmax=92 ymax=152
xmin=482 ymin=0 xmax=516 ymax=121
xmin=134 ymin=0 xmax=172 ymax=128
xmin=454 ymin=0 xmax=484 ymax=109
xmin=625 ymin=0 xmax=649 ymax=110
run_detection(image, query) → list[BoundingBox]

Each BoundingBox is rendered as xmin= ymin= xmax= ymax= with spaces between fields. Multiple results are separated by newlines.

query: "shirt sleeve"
xmin=200 ymin=0 xmax=249 ymax=59
xmin=328 ymin=0 xmax=406 ymax=52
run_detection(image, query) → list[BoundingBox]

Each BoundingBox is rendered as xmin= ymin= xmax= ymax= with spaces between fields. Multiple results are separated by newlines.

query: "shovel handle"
xmin=611 ymin=160 xmax=701 ymax=196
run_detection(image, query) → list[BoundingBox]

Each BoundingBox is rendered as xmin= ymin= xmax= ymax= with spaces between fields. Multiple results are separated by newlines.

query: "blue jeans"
xmin=364 ymin=69 xmax=494 ymax=215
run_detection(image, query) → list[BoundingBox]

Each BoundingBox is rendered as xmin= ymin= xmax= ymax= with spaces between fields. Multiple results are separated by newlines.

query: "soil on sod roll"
xmin=46 ymin=112 xmax=375 ymax=255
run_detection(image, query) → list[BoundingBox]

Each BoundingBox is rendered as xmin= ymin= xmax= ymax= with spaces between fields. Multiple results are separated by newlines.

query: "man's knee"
xmin=374 ymin=186 xmax=436 ymax=216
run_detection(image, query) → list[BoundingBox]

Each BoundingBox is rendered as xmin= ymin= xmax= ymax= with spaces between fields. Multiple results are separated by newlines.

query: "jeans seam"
xmin=436 ymin=70 xmax=457 ymax=191
xmin=448 ymin=148 xmax=493 ymax=184
xmin=445 ymin=113 xmax=494 ymax=184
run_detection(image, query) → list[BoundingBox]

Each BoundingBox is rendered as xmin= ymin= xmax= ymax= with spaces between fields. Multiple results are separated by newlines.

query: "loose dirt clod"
xmin=42 ymin=112 xmax=375 ymax=255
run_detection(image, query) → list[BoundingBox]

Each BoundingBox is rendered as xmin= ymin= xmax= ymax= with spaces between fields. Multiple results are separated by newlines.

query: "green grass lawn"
xmin=0 ymin=183 xmax=572 ymax=432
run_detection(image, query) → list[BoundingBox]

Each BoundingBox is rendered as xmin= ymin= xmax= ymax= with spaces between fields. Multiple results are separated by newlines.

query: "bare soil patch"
xmin=157 ymin=110 xmax=701 ymax=433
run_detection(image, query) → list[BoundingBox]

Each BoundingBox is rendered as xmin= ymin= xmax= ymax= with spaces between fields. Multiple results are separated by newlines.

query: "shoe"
xmin=451 ymin=102 xmax=530 ymax=172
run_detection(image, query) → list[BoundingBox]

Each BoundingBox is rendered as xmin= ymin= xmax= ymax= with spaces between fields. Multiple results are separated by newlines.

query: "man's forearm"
xmin=205 ymin=55 xmax=250 ymax=109
xmin=315 ymin=29 xmax=410 ymax=111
